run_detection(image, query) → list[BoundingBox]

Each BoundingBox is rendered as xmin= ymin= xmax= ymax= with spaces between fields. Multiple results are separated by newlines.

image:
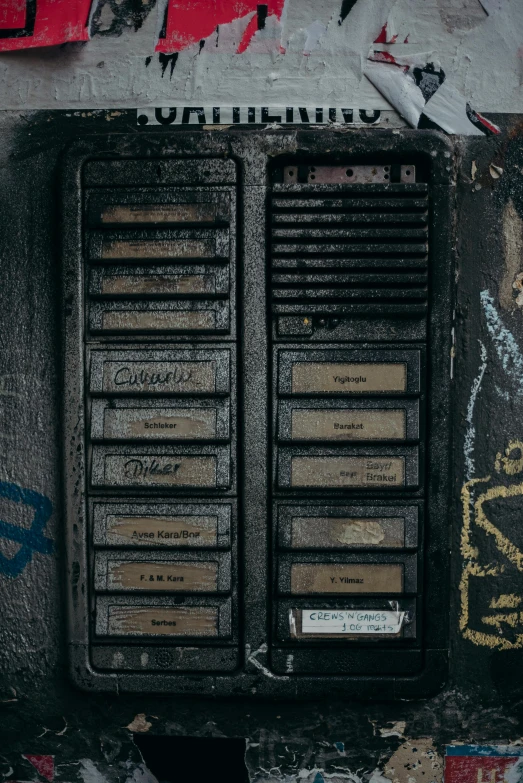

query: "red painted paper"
xmin=445 ymin=755 xmax=520 ymax=783
xmin=0 ymin=0 xmax=93 ymax=52
xmin=156 ymin=0 xmax=286 ymax=54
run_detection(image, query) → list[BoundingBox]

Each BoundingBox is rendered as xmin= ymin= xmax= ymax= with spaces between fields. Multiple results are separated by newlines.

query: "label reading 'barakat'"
xmin=290 ymin=409 xmax=406 ymax=440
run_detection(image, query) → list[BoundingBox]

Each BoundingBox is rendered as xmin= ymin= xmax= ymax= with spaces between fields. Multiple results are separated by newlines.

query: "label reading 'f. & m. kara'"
xmin=291 ymin=363 xmax=407 ymax=393
xmin=107 ymin=560 xmax=218 ymax=591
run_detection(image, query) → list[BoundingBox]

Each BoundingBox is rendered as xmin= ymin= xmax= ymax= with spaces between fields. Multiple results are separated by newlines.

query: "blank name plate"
xmin=90 ymin=399 xmax=229 ymax=441
xmin=277 ymin=504 xmax=420 ymax=549
xmin=89 ymin=265 xmax=230 ymax=297
xmin=88 ymin=228 xmax=230 ymax=261
xmin=92 ymin=502 xmax=232 ymax=548
xmin=277 ymin=349 xmax=421 ymax=395
xmin=89 ymin=300 xmax=229 ymax=334
xmin=91 ymin=446 xmax=230 ymax=489
xmin=289 ymin=564 xmax=403 ymax=594
xmin=89 ymin=349 xmax=231 ymax=395
xmin=95 ymin=552 xmax=231 ymax=592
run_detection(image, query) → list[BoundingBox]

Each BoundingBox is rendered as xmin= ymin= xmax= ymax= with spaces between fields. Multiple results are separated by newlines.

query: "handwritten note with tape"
xmin=300 ymin=609 xmax=405 ymax=634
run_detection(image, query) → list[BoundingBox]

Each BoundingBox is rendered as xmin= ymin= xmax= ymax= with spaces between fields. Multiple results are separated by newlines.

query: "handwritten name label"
xmin=103 ymin=455 xmax=217 ymax=487
xmin=102 ymin=361 xmax=216 ymax=393
xmin=299 ymin=609 xmax=405 ymax=635
xmin=291 ymin=363 xmax=407 ymax=394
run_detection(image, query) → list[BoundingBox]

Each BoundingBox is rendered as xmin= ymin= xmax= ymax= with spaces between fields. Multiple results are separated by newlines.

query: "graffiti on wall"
xmin=0 ymin=480 xmax=53 ymax=579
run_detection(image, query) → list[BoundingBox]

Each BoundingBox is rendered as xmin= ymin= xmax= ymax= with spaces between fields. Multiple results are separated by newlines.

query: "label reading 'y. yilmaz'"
xmin=103 ymin=455 xmax=217 ymax=487
xmin=290 ymin=563 xmax=403 ymax=594
xmin=102 ymin=361 xmax=217 ymax=393
xmin=291 ymin=363 xmax=407 ymax=393
xmin=290 ymin=457 xmax=405 ymax=488
xmin=105 ymin=515 xmax=218 ymax=546
xmin=107 ymin=606 xmax=218 ymax=636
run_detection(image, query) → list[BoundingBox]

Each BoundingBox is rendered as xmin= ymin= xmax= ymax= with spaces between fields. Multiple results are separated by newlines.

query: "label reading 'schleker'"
xmin=107 ymin=606 xmax=218 ymax=636
xmin=290 ymin=457 xmax=405 ymax=488
xmin=105 ymin=515 xmax=218 ymax=546
xmin=291 ymin=363 xmax=407 ymax=393
xmin=103 ymin=455 xmax=217 ymax=487
xmin=101 ymin=361 xmax=217 ymax=393
xmin=103 ymin=408 xmax=217 ymax=440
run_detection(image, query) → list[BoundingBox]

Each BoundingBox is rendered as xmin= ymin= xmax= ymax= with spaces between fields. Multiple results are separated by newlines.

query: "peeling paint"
xmin=382 ymin=739 xmax=443 ymax=783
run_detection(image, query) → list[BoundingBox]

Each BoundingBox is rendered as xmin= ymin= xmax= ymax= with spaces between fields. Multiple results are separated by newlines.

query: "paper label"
xmin=300 ymin=609 xmax=405 ymax=634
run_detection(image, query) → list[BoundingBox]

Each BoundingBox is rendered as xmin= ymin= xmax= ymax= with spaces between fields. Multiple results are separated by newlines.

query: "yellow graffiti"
xmin=460 ymin=445 xmax=523 ymax=649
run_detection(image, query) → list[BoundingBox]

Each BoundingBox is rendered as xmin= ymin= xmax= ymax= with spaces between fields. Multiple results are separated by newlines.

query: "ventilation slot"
xmin=270 ymin=183 xmax=429 ymax=319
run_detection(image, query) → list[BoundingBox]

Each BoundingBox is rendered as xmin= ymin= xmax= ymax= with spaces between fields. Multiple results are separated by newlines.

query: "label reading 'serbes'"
xmin=291 ymin=409 xmax=406 ymax=440
xmin=103 ymin=455 xmax=217 ymax=487
xmin=291 ymin=363 xmax=407 ymax=393
xmin=290 ymin=563 xmax=403 ymax=594
xmin=101 ymin=274 xmax=215 ymax=296
xmin=290 ymin=517 xmax=405 ymax=549
xmin=101 ymin=239 xmax=212 ymax=259
xmin=105 ymin=515 xmax=218 ymax=546
xmin=101 ymin=204 xmax=218 ymax=224
xmin=298 ymin=609 xmax=405 ymax=635
xmin=107 ymin=560 xmax=218 ymax=591
xmin=290 ymin=457 xmax=405 ymax=488
xmin=103 ymin=408 xmax=217 ymax=439
xmin=107 ymin=605 xmax=218 ymax=636
xmin=101 ymin=311 xmax=216 ymax=332
xmin=101 ymin=361 xmax=217 ymax=393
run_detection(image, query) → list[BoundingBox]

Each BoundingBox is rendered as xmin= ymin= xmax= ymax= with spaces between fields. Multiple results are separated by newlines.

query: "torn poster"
xmin=365 ymin=52 xmax=500 ymax=136
xmin=137 ymin=106 xmax=382 ymax=126
xmin=0 ymin=0 xmax=95 ymax=51
xmin=445 ymin=746 xmax=523 ymax=783
xmin=156 ymin=0 xmax=286 ymax=55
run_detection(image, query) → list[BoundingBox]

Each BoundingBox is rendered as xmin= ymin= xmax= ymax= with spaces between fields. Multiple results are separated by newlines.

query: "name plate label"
xmin=101 ymin=204 xmax=218 ymax=224
xmin=105 ymin=515 xmax=218 ymax=546
xmin=290 ymin=457 xmax=405 ymax=488
xmin=101 ymin=274 xmax=215 ymax=296
xmin=107 ymin=606 xmax=218 ymax=636
xmin=290 ymin=517 xmax=405 ymax=549
xmin=107 ymin=561 xmax=218 ymax=591
xmin=101 ymin=239 xmax=212 ymax=259
xmin=103 ymin=455 xmax=217 ymax=487
xmin=101 ymin=311 xmax=216 ymax=331
xmin=296 ymin=609 xmax=405 ymax=636
xmin=103 ymin=408 xmax=217 ymax=440
xmin=291 ymin=410 xmax=406 ymax=441
xmin=102 ymin=361 xmax=216 ymax=393
xmin=290 ymin=563 xmax=403 ymax=594
xmin=291 ymin=363 xmax=407 ymax=393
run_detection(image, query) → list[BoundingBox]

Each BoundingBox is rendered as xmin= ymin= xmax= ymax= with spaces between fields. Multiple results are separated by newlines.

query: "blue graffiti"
xmin=0 ymin=480 xmax=53 ymax=578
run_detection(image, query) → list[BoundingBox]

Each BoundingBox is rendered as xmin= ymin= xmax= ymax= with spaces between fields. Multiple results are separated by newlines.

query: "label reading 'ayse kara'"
xmin=290 ymin=457 xmax=405 ymax=488
xmin=290 ymin=563 xmax=403 ymax=594
xmin=107 ymin=606 xmax=218 ymax=636
xmin=105 ymin=515 xmax=218 ymax=546
xmin=291 ymin=363 xmax=407 ymax=393
xmin=103 ymin=455 xmax=217 ymax=487
xmin=102 ymin=361 xmax=216 ymax=393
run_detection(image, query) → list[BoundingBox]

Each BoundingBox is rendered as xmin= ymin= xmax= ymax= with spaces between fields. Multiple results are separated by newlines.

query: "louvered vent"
xmin=270 ymin=180 xmax=429 ymax=320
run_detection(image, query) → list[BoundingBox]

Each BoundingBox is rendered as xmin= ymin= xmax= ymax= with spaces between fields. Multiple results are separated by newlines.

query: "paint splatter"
xmin=481 ymin=289 xmax=523 ymax=389
xmin=464 ymin=341 xmax=488 ymax=480
xmin=0 ymin=481 xmax=53 ymax=579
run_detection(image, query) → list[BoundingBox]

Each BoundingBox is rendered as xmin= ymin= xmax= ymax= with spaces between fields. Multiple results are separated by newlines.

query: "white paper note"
xmin=300 ymin=609 xmax=405 ymax=635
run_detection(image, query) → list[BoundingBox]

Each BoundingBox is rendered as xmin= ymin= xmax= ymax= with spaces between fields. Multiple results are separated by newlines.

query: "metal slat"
xmin=272 ymin=213 xmax=427 ymax=225
xmin=272 ymin=288 xmax=427 ymax=300
xmin=272 ymin=227 xmax=428 ymax=240
xmin=272 ymin=272 xmax=428 ymax=285
xmin=272 ymin=243 xmax=428 ymax=255
xmin=272 ymin=198 xmax=428 ymax=210
xmin=271 ymin=256 xmax=428 ymax=269
xmin=272 ymin=302 xmax=428 ymax=316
